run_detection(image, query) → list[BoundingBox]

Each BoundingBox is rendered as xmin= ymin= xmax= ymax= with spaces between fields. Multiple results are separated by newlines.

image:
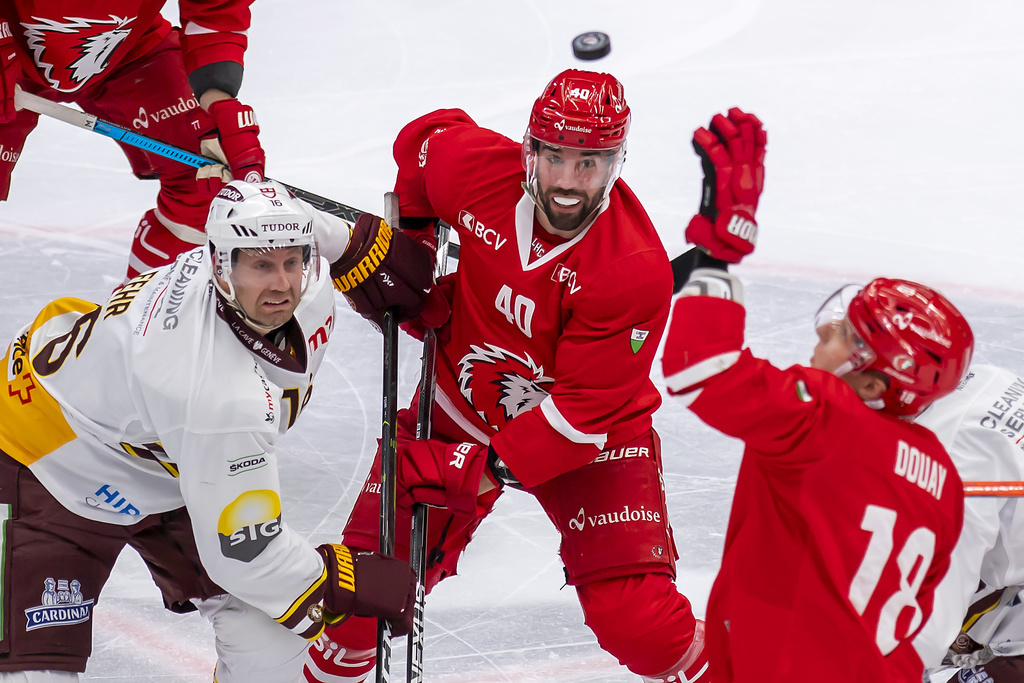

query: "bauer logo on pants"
xmin=217 ymin=490 xmax=283 ymax=562
xmin=25 ymin=578 xmax=94 ymax=631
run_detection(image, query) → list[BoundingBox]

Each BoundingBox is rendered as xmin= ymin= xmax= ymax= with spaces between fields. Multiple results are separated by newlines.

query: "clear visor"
xmin=814 ymin=284 xmax=877 ymax=375
xmin=523 ymin=136 xmax=626 ymax=201
xmin=215 ymin=242 xmax=319 ymax=304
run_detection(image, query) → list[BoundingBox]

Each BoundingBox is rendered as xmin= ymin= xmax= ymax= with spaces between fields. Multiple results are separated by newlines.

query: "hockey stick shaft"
xmin=13 ymin=86 xmax=364 ymax=223
xmin=964 ymin=482 xmax=1024 ymax=497
xmin=406 ymin=220 xmax=453 ymax=682
xmin=375 ymin=193 xmax=401 ymax=683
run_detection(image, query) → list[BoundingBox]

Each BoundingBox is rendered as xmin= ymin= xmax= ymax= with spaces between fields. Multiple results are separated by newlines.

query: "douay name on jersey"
xmin=894 ymin=440 xmax=948 ymax=500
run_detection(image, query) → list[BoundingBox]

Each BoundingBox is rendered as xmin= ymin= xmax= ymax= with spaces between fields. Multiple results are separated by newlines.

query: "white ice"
xmin=1 ymin=0 xmax=1023 ymax=680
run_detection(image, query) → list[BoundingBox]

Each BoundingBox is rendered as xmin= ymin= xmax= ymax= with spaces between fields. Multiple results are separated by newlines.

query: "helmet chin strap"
xmin=832 ymin=360 xmax=886 ymax=411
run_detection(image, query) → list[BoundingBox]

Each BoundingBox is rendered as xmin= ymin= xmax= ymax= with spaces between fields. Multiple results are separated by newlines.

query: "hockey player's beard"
xmin=538 ymin=186 xmax=604 ymax=234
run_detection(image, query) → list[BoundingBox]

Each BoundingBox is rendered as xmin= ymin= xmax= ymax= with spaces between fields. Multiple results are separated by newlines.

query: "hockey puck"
xmin=572 ymin=32 xmax=611 ymax=61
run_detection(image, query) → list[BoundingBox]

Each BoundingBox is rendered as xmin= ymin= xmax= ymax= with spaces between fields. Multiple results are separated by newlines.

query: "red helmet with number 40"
xmin=847 ymin=278 xmax=974 ymax=416
xmin=522 ymin=69 xmax=631 ymax=210
xmin=526 ymin=69 xmax=630 ymax=150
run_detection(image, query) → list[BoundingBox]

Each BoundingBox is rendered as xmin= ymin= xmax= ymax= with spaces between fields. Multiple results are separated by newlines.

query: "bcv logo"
xmin=458 ymin=210 xmax=506 ymax=251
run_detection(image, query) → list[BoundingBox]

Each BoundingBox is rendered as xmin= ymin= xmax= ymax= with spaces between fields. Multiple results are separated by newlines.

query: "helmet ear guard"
xmin=842 ymin=278 xmax=974 ymax=416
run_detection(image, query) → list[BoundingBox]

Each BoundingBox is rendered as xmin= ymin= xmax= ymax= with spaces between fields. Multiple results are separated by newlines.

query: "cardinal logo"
xmin=457 ymin=344 xmax=554 ymax=430
xmin=22 ymin=15 xmax=136 ymax=93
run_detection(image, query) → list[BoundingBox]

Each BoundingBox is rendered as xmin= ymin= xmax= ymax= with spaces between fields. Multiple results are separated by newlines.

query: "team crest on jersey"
xmin=25 ymin=578 xmax=94 ymax=631
xmin=457 ymin=344 xmax=554 ymax=430
xmin=22 ymin=15 xmax=136 ymax=93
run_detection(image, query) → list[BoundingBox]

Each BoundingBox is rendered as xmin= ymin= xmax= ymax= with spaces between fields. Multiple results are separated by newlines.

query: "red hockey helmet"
xmin=526 ymin=69 xmax=630 ymax=150
xmin=522 ymin=70 xmax=631 ymax=217
xmin=845 ymin=278 xmax=974 ymax=416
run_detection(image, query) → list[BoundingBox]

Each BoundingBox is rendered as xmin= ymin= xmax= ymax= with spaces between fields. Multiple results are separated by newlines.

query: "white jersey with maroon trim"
xmin=914 ymin=364 xmax=1024 ymax=666
xmin=0 ymin=241 xmax=339 ymax=638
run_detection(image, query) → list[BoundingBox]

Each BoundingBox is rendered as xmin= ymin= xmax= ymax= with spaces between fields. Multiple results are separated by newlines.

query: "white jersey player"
xmin=914 ymin=364 xmax=1024 ymax=681
xmin=0 ymin=180 xmax=430 ymax=681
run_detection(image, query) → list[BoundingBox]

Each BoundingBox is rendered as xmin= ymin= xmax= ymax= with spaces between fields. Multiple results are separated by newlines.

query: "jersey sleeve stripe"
xmin=539 ymin=396 xmax=607 ymax=448
xmin=664 ymin=351 xmax=741 ymax=396
xmin=183 ymin=22 xmax=249 ymax=37
xmin=276 ymin=564 xmax=328 ymax=638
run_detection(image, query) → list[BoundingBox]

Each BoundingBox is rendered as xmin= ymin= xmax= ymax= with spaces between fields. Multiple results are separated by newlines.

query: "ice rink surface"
xmin=1 ymin=0 xmax=1023 ymax=680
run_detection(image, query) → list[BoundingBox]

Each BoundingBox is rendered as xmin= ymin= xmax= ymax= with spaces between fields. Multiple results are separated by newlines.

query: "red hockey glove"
xmin=205 ymin=98 xmax=265 ymax=183
xmin=331 ymin=213 xmax=441 ymax=330
xmin=401 ymin=272 xmax=454 ymax=344
xmin=315 ymin=543 xmax=416 ymax=636
xmin=398 ymin=439 xmax=492 ymax=515
xmin=685 ymin=108 xmax=766 ymax=264
xmin=0 ymin=21 xmax=21 ymax=125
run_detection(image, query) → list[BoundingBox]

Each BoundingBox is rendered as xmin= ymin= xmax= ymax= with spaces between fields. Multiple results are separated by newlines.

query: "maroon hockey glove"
xmin=315 ymin=543 xmax=416 ymax=636
xmin=398 ymin=439 xmax=492 ymax=515
xmin=685 ymin=108 xmax=766 ymax=264
xmin=205 ymin=98 xmax=266 ymax=183
xmin=0 ymin=20 xmax=21 ymax=125
xmin=331 ymin=213 xmax=440 ymax=329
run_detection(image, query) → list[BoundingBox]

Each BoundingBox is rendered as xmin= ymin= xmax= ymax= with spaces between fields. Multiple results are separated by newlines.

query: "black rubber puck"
xmin=571 ymin=32 xmax=611 ymax=61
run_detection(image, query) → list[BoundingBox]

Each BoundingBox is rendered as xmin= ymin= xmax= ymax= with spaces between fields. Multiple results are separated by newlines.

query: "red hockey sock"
xmin=127 ymin=208 xmax=204 ymax=280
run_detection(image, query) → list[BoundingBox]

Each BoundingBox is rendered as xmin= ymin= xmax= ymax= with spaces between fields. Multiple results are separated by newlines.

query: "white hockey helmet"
xmin=205 ymin=179 xmax=320 ymax=308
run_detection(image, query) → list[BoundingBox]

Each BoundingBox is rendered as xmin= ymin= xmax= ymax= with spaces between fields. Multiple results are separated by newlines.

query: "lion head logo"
xmin=22 ymin=15 xmax=136 ymax=93
xmin=457 ymin=344 xmax=554 ymax=430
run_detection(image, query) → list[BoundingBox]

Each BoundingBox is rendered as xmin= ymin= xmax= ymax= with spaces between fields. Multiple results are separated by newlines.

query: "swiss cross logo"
xmin=8 ymin=373 xmax=37 ymax=405
xmin=22 ymin=15 xmax=136 ymax=93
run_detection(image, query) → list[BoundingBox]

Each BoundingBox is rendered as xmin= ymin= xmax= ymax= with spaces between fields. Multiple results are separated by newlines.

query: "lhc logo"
xmin=457 ymin=344 xmax=553 ymax=430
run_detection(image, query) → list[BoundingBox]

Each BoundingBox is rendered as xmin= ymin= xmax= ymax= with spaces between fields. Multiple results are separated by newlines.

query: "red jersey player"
xmin=0 ymin=0 xmax=265 ymax=279
xmin=304 ymin=70 xmax=710 ymax=682
xmin=662 ymin=109 xmax=975 ymax=681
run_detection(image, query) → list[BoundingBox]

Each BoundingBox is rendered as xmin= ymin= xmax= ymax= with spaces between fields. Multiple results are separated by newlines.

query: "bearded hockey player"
xmin=913 ymin=363 xmax=1024 ymax=682
xmin=662 ymin=110 xmax=975 ymax=681
xmin=0 ymin=180 xmax=439 ymax=681
xmin=0 ymin=0 xmax=267 ymax=280
xmin=304 ymin=69 xmax=710 ymax=683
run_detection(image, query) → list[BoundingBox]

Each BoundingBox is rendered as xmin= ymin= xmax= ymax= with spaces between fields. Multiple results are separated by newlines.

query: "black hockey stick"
xmin=374 ymin=193 xmax=403 ymax=683
xmin=13 ymin=86 xmax=364 ymax=223
xmin=406 ymin=219 xmax=454 ymax=682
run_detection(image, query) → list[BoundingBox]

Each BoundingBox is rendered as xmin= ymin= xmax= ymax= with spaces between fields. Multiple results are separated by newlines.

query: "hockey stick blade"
xmin=13 ymin=86 xmax=363 ymax=223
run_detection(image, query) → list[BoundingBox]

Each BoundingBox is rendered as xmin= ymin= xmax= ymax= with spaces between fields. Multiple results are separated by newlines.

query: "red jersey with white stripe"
xmin=662 ymin=293 xmax=964 ymax=681
xmin=2 ymin=0 xmax=251 ymax=95
xmin=394 ymin=109 xmax=672 ymax=488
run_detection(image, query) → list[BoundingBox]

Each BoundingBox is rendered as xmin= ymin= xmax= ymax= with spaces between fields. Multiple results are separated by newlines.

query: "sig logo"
xmin=227 ymin=453 xmax=268 ymax=477
xmin=218 ymin=490 xmax=283 ymax=562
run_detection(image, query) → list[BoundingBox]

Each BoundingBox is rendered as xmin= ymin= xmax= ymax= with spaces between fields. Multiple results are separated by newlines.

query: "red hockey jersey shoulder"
xmin=9 ymin=0 xmax=170 ymax=94
xmin=393 ymin=109 xmax=523 ymax=219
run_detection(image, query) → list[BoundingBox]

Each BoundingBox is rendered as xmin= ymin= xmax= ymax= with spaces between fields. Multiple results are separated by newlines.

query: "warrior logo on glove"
xmin=329 ymin=213 xmax=436 ymax=329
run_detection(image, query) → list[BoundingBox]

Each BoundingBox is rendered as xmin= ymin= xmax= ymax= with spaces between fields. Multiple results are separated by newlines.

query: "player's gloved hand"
xmin=331 ymin=213 xmax=446 ymax=330
xmin=0 ymin=20 xmax=22 ymax=125
xmin=685 ymin=107 xmax=766 ymax=264
xmin=397 ymin=439 xmax=493 ymax=515
xmin=401 ymin=272 xmax=454 ymax=344
xmin=204 ymin=97 xmax=265 ymax=183
xmin=315 ymin=543 xmax=416 ymax=636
